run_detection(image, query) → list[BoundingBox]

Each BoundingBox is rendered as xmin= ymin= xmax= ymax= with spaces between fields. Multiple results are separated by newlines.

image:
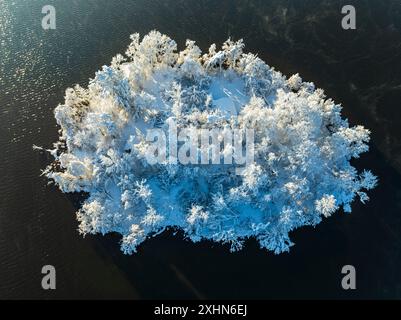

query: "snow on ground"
xmin=42 ymin=31 xmax=377 ymax=254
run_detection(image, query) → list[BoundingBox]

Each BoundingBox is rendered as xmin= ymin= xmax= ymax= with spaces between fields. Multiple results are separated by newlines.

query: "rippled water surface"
xmin=1 ymin=0 xmax=401 ymax=299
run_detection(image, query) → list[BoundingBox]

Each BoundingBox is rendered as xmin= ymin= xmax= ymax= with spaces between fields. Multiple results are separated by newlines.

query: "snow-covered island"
xmin=42 ymin=31 xmax=377 ymax=254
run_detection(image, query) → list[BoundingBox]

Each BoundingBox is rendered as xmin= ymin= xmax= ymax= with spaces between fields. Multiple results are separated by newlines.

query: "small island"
xmin=43 ymin=31 xmax=377 ymax=254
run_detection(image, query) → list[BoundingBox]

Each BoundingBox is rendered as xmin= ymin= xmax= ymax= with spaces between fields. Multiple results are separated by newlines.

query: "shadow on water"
xmin=82 ymin=0 xmax=401 ymax=299
xmin=2 ymin=0 xmax=401 ymax=298
xmin=85 ymin=143 xmax=401 ymax=299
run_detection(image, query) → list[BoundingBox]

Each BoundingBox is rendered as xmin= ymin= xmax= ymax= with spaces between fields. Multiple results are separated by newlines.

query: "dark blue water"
xmin=1 ymin=0 xmax=401 ymax=299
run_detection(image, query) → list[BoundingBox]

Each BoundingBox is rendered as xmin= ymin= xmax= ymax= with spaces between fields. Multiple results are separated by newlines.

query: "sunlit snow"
xmin=41 ymin=31 xmax=377 ymax=254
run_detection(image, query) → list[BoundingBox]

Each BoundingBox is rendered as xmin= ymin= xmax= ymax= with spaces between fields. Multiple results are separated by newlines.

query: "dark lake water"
xmin=1 ymin=0 xmax=401 ymax=299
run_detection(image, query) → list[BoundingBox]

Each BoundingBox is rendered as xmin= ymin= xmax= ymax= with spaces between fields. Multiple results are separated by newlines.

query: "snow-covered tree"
xmin=42 ymin=31 xmax=377 ymax=255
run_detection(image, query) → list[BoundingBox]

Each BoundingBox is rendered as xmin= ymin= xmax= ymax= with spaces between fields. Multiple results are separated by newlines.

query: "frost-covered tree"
xmin=42 ymin=31 xmax=377 ymax=254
